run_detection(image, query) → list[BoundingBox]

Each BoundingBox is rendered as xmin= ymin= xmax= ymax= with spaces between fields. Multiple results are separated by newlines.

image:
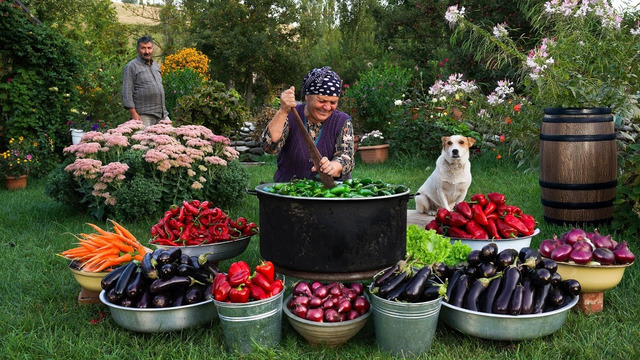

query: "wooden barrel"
xmin=539 ymin=108 xmax=617 ymax=225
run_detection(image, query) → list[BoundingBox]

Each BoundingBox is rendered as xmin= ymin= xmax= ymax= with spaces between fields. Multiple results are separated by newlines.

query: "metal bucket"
xmin=370 ymin=291 xmax=442 ymax=357
xmin=214 ymin=289 xmax=284 ymax=353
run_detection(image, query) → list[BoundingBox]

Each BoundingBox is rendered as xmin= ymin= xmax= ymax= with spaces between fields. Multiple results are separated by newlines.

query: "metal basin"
xmin=252 ymin=183 xmax=410 ymax=279
xmin=555 ymin=261 xmax=633 ymax=292
xmin=99 ymin=291 xmax=218 ymax=333
xmin=150 ymin=235 xmax=251 ymax=262
xmin=440 ymin=295 xmax=578 ymax=341
xmin=446 ymin=229 xmax=539 ymax=252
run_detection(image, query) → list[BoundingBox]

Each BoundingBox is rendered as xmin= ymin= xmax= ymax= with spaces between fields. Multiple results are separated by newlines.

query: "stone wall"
xmin=230 ymin=122 xmax=265 ymax=158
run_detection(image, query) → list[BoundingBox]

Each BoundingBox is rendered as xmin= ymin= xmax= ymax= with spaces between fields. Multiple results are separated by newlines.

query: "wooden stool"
xmin=576 ymin=292 xmax=604 ymax=314
xmin=78 ymin=287 xmax=101 ymax=304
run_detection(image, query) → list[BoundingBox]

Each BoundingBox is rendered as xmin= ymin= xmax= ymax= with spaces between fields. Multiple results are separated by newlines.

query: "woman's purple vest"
xmin=274 ymin=104 xmax=349 ymax=182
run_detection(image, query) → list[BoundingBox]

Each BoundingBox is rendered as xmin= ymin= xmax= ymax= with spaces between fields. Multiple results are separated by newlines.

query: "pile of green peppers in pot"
xmin=262 ymin=178 xmax=410 ymax=198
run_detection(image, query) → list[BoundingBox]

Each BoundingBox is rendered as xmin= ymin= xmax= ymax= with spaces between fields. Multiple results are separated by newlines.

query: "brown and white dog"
xmin=415 ymin=135 xmax=476 ymax=214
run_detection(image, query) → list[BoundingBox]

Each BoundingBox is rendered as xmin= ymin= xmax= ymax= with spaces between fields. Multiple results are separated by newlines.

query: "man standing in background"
xmin=122 ymin=35 xmax=169 ymax=127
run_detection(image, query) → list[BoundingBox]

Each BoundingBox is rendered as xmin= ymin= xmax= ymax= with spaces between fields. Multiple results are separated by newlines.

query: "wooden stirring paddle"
xmin=290 ymin=107 xmax=336 ymax=189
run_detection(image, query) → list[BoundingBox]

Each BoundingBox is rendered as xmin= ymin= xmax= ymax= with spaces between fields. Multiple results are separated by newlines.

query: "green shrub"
xmin=173 ymin=80 xmax=250 ymax=136
xmin=342 ymin=64 xmax=412 ymax=135
xmin=113 ymin=175 xmax=162 ymax=221
xmin=44 ymin=159 xmax=86 ymax=209
xmin=206 ymin=160 xmax=248 ymax=209
xmin=163 ymin=68 xmax=206 ymax=116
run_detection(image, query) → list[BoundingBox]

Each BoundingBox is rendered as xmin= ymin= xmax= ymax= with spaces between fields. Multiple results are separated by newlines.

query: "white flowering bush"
xmin=359 ymin=130 xmax=387 ymax=146
xmin=446 ymin=1 xmax=640 ymax=113
xmin=53 ymin=119 xmax=247 ymax=220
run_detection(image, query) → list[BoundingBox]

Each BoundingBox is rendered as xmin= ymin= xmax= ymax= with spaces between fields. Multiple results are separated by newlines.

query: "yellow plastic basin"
xmin=555 ymin=261 xmax=633 ymax=293
xmin=68 ymin=262 xmax=109 ymax=292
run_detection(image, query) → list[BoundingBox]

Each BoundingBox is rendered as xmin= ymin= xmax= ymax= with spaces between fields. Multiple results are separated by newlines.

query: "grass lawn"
xmin=1 ymin=152 xmax=639 ymax=359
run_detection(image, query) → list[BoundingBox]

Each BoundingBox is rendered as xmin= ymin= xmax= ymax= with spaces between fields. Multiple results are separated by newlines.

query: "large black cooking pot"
xmin=250 ymin=183 xmax=409 ymax=280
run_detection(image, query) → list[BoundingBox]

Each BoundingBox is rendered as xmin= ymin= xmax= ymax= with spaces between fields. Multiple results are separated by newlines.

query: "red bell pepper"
xmin=255 ymin=260 xmax=275 ymax=283
xmin=519 ymin=213 xmax=537 ymax=234
xmin=243 ymin=222 xmax=259 ymax=236
xmin=270 ymin=279 xmax=284 ymax=296
xmin=250 ymin=271 xmax=273 ymax=293
xmin=503 ymin=214 xmax=531 ymax=236
xmin=425 ymin=219 xmax=441 ymax=233
xmin=470 ymin=193 xmax=488 ymax=206
xmin=228 ymin=261 xmax=250 ymax=278
xmin=484 ymin=202 xmax=497 ymax=215
xmin=214 ymin=279 xmax=232 ymax=302
xmin=213 ymin=273 xmax=228 ymax=294
xmin=471 ymin=204 xmax=488 ymax=226
xmin=447 ymin=212 xmax=469 ymax=227
xmin=487 ymin=192 xmax=506 ymax=205
xmin=436 ymin=208 xmax=450 ymax=225
xmin=454 ymin=201 xmax=473 ymax=219
xmin=485 ymin=219 xmax=501 ymax=239
xmin=229 ymin=269 xmax=250 ymax=287
xmin=229 ymin=284 xmax=250 ymax=303
xmin=496 ymin=218 xmax=517 ymax=238
xmin=447 ymin=226 xmax=473 ymax=239
xmin=465 ymin=220 xmax=489 ymax=239
xmin=248 ymin=283 xmax=269 ymax=301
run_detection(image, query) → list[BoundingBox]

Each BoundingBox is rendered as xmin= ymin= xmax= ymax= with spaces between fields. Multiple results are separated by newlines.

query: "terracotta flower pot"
xmin=358 ymin=144 xmax=389 ymax=164
xmin=5 ymin=174 xmax=27 ymax=190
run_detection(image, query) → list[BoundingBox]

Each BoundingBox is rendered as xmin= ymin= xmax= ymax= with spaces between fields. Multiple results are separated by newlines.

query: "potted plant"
xmin=67 ymin=110 xmax=100 ymax=145
xmin=1 ymin=136 xmax=35 ymax=190
xmin=358 ymin=130 xmax=389 ymax=164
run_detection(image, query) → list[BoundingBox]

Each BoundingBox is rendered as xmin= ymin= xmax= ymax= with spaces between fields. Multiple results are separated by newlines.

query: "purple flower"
xmin=92 ymin=123 xmax=99 ymax=131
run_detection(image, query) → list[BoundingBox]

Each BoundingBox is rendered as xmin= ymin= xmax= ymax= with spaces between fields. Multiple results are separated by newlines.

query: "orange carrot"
xmin=109 ymin=219 xmax=137 ymax=242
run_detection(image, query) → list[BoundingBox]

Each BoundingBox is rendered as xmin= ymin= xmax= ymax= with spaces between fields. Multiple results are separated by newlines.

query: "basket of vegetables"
xmin=538 ymin=228 xmax=635 ymax=292
xmin=149 ymin=200 xmax=257 ymax=262
xmin=438 ymin=244 xmax=580 ymax=341
xmin=426 ymin=192 xmax=539 ymax=252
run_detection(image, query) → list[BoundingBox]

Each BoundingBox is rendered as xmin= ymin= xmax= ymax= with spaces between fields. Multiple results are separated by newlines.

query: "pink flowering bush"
xmin=54 ymin=119 xmax=246 ymax=220
xmin=446 ymin=1 xmax=639 ymax=114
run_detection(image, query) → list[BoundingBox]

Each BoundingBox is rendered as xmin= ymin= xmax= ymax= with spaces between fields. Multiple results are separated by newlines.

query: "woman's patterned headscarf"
xmin=301 ymin=66 xmax=342 ymax=98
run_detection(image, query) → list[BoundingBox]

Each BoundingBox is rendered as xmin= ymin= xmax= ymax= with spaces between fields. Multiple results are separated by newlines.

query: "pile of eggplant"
xmin=101 ymin=248 xmax=221 ymax=308
xmin=444 ymin=244 xmax=581 ymax=315
xmin=370 ymin=259 xmax=447 ymax=303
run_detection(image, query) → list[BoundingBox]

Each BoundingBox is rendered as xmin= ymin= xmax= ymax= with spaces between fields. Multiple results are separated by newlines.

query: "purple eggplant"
xmin=136 ymin=290 xmax=151 ymax=308
xmin=463 ymin=276 xmax=498 ymax=312
xmin=492 ymin=265 xmax=520 ymax=314
xmin=532 ymin=283 xmax=551 ymax=314
xmin=536 ymin=258 xmax=558 ymax=274
xmin=378 ymin=269 xmax=410 ymax=298
xmin=479 ymin=275 xmax=502 ymax=313
xmin=125 ymin=270 xmax=146 ymax=299
xmin=152 ymin=293 xmax=173 ymax=308
xmin=480 ymin=243 xmax=498 ymax=262
xmin=477 ymin=262 xmax=498 ymax=278
xmin=520 ymin=279 xmax=535 ymax=314
xmin=509 ymin=284 xmax=524 ymax=315
xmin=466 ymin=250 xmax=482 ymax=266
xmin=560 ymin=279 xmax=581 ymax=297
xmin=496 ymin=249 xmax=518 ymax=271
xmin=546 ymin=286 xmax=565 ymax=309
xmin=184 ymin=285 xmax=204 ymax=304
xmin=101 ymin=264 xmax=129 ymax=291
xmin=449 ymin=274 xmax=470 ymax=307
xmin=402 ymin=266 xmax=432 ymax=302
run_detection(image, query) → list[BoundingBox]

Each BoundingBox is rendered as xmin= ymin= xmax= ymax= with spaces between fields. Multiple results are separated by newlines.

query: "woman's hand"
xmin=312 ymin=157 xmax=343 ymax=178
xmin=279 ymin=86 xmax=297 ymax=113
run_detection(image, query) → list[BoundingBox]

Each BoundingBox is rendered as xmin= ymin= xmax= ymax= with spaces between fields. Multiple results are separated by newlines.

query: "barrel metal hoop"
xmin=539 ymin=180 xmax=617 ymax=190
xmin=539 ymin=134 xmax=616 ymax=142
xmin=544 ymin=108 xmax=612 ymax=115
xmin=543 ymin=215 xmax=613 ymax=226
xmin=542 ymin=115 xmax=613 ymax=123
xmin=540 ymin=198 xmax=614 ymax=209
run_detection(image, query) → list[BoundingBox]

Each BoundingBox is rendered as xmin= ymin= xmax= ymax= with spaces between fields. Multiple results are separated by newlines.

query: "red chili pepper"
xmin=243 ymin=223 xmax=259 ymax=236
xmin=465 ymin=220 xmax=489 ymax=239
xmin=211 ymin=223 xmax=229 ymax=240
xmin=436 ymin=208 xmax=450 ymax=225
xmin=470 ymin=193 xmax=488 ymax=206
xmin=496 ymin=218 xmax=518 ymax=238
xmin=270 ymin=279 xmax=284 ymax=296
xmin=487 ymin=192 xmax=506 ymax=205
xmin=471 ymin=204 xmax=488 ymax=226
xmin=178 ymin=205 xmax=186 ymax=222
xmin=503 ymin=214 xmax=531 ymax=236
xmin=229 ymin=284 xmax=250 ymax=303
xmin=484 ymin=202 xmax=497 ymax=215
xmin=485 ymin=213 xmax=498 ymax=221
xmin=485 ymin=219 xmax=501 ymax=239
xmin=519 ymin=213 xmax=537 ymax=234
xmin=505 ymin=205 xmax=522 ymax=215
xmin=183 ymin=200 xmax=199 ymax=215
xmin=151 ymin=238 xmax=179 ymax=246
xmin=229 ymin=261 xmax=251 ymax=278
xmin=425 ymin=219 xmax=441 ymax=233
xmin=199 ymin=201 xmax=210 ymax=210
xmin=447 ymin=212 xmax=469 ymax=227
xmin=496 ymin=204 xmax=510 ymax=217
xmin=214 ymin=280 xmax=232 ymax=302
xmin=190 ymin=199 xmax=201 ymax=208
xmin=248 ymin=283 xmax=269 ymax=301
xmin=255 ymin=260 xmax=275 ymax=283
xmin=454 ymin=201 xmax=473 ymax=219
xmin=447 ymin=226 xmax=474 ymax=239
xmin=234 ymin=217 xmax=247 ymax=230
xmin=251 ymin=271 xmax=273 ymax=293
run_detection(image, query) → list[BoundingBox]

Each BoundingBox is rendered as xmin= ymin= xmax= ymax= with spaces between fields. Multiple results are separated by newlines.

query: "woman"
xmin=261 ymin=67 xmax=355 ymax=182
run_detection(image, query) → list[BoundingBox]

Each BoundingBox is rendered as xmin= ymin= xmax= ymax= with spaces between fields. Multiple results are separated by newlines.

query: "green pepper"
xmin=330 ymin=184 xmax=349 ymax=195
xmin=273 ymin=183 xmax=285 ymax=190
xmin=395 ymin=185 xmax=409 ymax=194
xmin=360 ymin=178 xmax=373 ymax=185
xmin=323 ymin=192 xmax=337 ymax=198
xmin=357 ymin=189 xmax=376 ymax=197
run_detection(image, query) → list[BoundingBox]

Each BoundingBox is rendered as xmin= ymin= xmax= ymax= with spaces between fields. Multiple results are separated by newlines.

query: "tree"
xmin=189 ymin=0 xmax=301 ymax=108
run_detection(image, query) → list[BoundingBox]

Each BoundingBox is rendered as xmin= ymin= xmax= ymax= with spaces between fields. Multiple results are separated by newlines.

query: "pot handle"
xmin=246 ymin=188 xmax=258 ymax=196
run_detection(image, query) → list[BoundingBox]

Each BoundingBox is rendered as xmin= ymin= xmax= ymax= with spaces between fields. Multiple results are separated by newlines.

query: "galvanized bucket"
xmin=370 ymin=291 xmax=442 ymax=357
xmin=214 ymin=289 xmax=284 ymax=353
